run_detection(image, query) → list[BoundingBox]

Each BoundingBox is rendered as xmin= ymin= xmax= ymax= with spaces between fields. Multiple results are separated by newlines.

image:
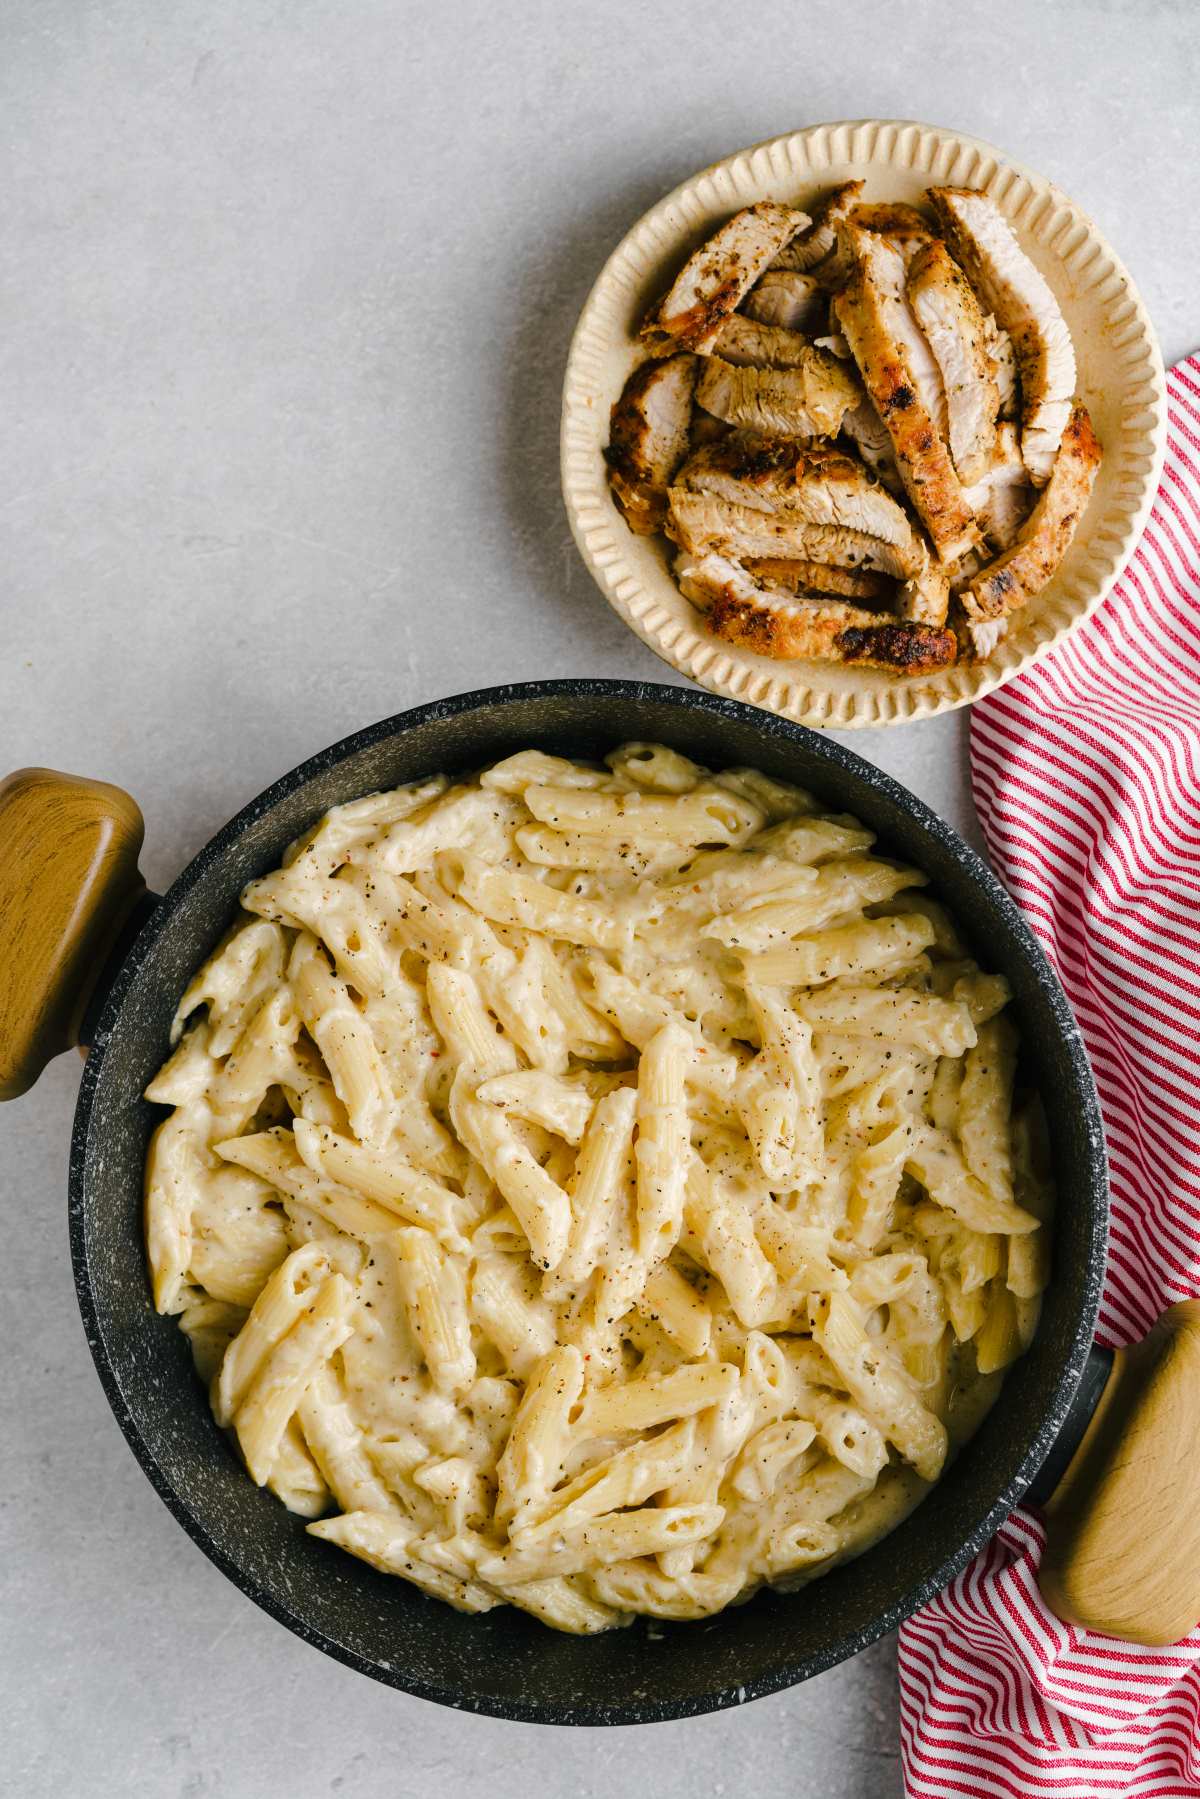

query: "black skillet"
xmin=4 ymin=679 xmax=1195 ymax=1724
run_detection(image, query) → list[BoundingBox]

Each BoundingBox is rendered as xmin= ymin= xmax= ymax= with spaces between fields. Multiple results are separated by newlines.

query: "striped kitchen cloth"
xmin=899 ymin=353 xmax=1200 ymax=1798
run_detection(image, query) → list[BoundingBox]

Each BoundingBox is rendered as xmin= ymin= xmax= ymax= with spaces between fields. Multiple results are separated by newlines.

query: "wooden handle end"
xmin=0 ymin=768 xmax=145 ymax=1098
xmin=1039 ymin=1301 xmax=1200 ymax=1645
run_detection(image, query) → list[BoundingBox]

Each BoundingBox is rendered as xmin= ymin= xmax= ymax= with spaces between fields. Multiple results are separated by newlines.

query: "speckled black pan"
xmin=70 ymin=680 xmax=1107 ymax=1725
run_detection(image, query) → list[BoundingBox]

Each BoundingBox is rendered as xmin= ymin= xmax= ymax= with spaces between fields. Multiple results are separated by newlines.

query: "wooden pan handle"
xmin=0 ymin=768 xmax=146 ymax=1099
xmin=1039 ymin=1301 xmax=1200 ymax=1645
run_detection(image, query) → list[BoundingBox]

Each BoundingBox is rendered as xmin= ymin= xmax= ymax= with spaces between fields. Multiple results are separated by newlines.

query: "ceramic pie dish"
xmin=560 ymin=120 xmax=1167 ymax=728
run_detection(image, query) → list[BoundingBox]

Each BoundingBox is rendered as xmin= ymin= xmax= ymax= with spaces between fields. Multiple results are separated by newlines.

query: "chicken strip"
xmin=666 ymin=489 xmax=922 ymax=578
xmin=896 ymin=554 xmax=951 ymax=628
xmin=676 ymin=436 xmax=922 ymax=555
xmin=840 ymin=394 xmax=903 ymax=493
xmin=834 ymin=227 xmax=980 ymax=564
xmin=745 ymin=558 xmax=893 ymax=602
xmin=677 ymin=553 xmax=957 ymax=673
xmin=695 ymin=353 xmax=858 ymax=440
xmin=928 ymin=187 xmax=1075 ymax=485
xmin=605 ymin=354 xmax=699 ymax=534
xmin=771 ymin=182 xmax=865 ymax=271
xmin=712 ymin=315 xmax=822 ymax=369
xmin=962 ymin=422 xmax=1032 ymax=551
xmin=740 ymin=270 xmax=826 ymax=332
xmin=907 ymin=239 xmax=1000 ymax=485
xmin=959 ymin=399 xmax=1101 ymax=623
xmin=984 ymin=315 xmax=1020 ymax=418
xmin=643 ymin=202 xmax=810 ymax=351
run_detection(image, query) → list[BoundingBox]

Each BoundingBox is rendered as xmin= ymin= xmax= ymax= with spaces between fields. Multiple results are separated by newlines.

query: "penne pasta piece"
xmin=390 ymin=1227 xmax=476 ymax=1396
xmin=440 ymin=851 xmax=629 ymax=950
xmin=800 ymin=987 xmax=977 ymax=1056
xmin=308 ymin=1511 xmax=499 ymax=1612
xmin=743 ymin=915 xmax=937 ymax=988
xmin=233 ymin=1272 xmax=355 ymax=1485
xmin=634 ymin=1022 xmax=692 ymax=1263
xmin=290 ymin=935 xmax=394 ymax=1150
xmin=636 ymin=1262 xmax=713 ymax=1357
xmin=292 ymin=1119 xmax=469 ymax=1250
xmin=811 ymin=1291 xmax=947 ymax=1481
xmin=959 ymin=1016 xmax=1018 ymax=1210
xmin=573 ymin=1361 xmax=738 ymax=1439
xmin=904 ymin=1125 xmax=1038 ymax=1235
xmin=495 ymin=1345 xmax=584 ymax=1529
xmin=524 ymin=783 xmax=764 ymax=845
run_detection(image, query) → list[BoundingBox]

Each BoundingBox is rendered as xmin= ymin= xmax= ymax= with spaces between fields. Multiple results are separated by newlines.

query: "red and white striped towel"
xmin=899 ymin=355 xmax=1200 ymax=1797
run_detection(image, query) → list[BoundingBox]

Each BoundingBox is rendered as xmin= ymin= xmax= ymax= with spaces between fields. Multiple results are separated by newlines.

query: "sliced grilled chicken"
xmin=907 ymin=240 xmax=1000 ymax=485
xmin=959 ymin=399 xmax=1101 ymax=622
xmin=688 ymin=406 xmax=731 ymax=448
xmin=712 ymin=315 xmax=821 ymax=369
xmin=677 ymin=436 xmax=922 ymax=556
xmin=962 ymin=422 xmax=1032 ymax=551
xmin=928 ymin=187 xmax=1075 ymax=485
xmin=678 ymin=553 xmax=957 ymax=672
xmin=667 ymin=490 xmax=921 ymax=578
xmin=745 ymin=558 xmax=893 ymax=602
xmin=771 ymin=182 xmax=864 ymax=271
xmin=834 ymin=226 xmax=980 ymax=564
xmin=955 ymin=613 xmax=1010 ymax=660
xmin=643 ymin=202 xmax=810 ymax=351
xmin=740 ymin=270 xmax=826 ymax=332
xmin=604 ymin=354 xmax=699 ymax=534
xmin=848 ymin=201 xmax=933 ymax=241
xmin=840 ymin=394 xmax=903 ymax=493
xmin=695 ymin=352 xmax=858 ymax=439
xmin=984 ymin=315 xmax=1020 ymax=418
xmin=896 ymin=548 xmax=951 ymax=627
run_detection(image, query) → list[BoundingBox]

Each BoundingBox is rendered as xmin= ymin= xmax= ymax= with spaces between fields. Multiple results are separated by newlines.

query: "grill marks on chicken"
xmin=833 ymin=236 xmax=979 ymax=566
xmin=667 ymin=489 xmax=923 ymax=578
xmin=643 ymin=202 xmax=811 ymax=351
xmin=677 ymin=553 xmax=957 ymax=672
xmin=603 ymin=181 xmax=1096 ymax=672
xmin=959 ymin=399 xmax=1101 ymax=623
xmin=928 ymin=187 xmax=1076 ymax=485
xmin=677 ymin=436 xmax=923 ymax=555
xmin=907 ymin=239 xmax=1001 ymax=486
xmin=604 ymin=354 xmax=699 ymax=534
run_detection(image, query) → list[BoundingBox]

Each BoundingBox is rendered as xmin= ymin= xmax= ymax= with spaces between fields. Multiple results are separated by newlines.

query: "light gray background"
xmin=3 ymin=2 xmax=1196 ymax=1795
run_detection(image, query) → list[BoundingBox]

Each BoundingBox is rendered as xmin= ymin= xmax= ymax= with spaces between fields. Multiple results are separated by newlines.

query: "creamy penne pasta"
xmin=144 ymin=744 xmax=1045 ymax=1633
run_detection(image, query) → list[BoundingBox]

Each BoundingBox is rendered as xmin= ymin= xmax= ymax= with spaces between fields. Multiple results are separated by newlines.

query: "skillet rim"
xmin=67 ymin=677 xmax=1108 ymax=1724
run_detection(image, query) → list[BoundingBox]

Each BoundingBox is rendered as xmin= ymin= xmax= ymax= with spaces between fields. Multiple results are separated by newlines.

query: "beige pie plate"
xmin=561 ymin=120 xmax=1167 ymax=728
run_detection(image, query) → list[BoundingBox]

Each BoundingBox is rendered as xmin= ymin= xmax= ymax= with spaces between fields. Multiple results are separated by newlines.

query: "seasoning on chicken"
xmin=667 ymin=490 xmax=922 ymax=578
xmin=678 ymin=553 xmax=957 ymax=672
xmin=695 ymin=351 xmax=858 ymax=439
xmin=739 ymin=270 xmax=827 ymax=333
xmin=958 ymin=399 xmax=1101 ymax=626
xmin=834 ymin=223 xmax=981 ymax=564
xmin=643 ymin=202 xmax=811 ymax=351
xmin=604 ymin=354 xmax=699 ymax=534
xmin=770 ymin=181 xmax=865 ymax=271
xmin=712 ymin=315 xmax=825 ymax=369
xmin=676 ymin=436 xmax=923 ymax=557
xmin=962 ymin=422 xmax=1032 ymax=552
xmin=928 ymin=186 xmax=1075 ymax=485
xmin=840 ymin=394 xmax=903 ymax=493
xmin=907 ymin=239 xmax=1001 ymax=485
xmin=745 ymin=558 xmax=893 ymax=602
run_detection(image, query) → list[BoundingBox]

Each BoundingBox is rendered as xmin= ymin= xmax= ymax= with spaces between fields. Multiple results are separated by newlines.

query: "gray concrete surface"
xmin=3 ymin=2 xmax=1197 ymax=1794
